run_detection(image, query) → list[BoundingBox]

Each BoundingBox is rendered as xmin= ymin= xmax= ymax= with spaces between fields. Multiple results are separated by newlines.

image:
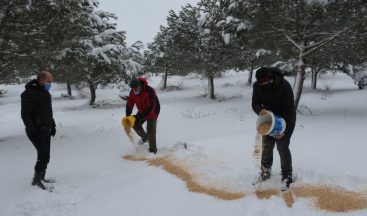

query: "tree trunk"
xmin=163 ymin=66 xmax=168 ymax=90
xmin=311 ymin=68 xmax=318 ymax=90
xmin=294 ymin=58 xmax=306 ymax=109
xmin=247 ymin=60 xmax=255 ymax=85
xmin=89 ymin=84 xmax=96 ymax=106
xmin=208 ymin=72 xmax=215 ymax=100
xmin=67 ymin=81 xmax=72 ymax=96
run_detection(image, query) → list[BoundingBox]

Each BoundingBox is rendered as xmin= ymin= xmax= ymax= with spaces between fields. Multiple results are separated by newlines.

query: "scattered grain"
xmin=257 ymin=122 xmax=272 ymax=135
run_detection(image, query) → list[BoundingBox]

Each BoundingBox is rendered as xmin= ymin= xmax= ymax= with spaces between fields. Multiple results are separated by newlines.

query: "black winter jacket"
xmin=252 ymin=68 xmax=296 ymax=136
xmin=21 ymin=80 xmax=55 ymax=133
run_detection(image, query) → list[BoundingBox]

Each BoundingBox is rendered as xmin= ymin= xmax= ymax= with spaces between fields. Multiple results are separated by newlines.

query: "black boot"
xmin=41 ymin=171 xmax=56 ymax=183
xmin=149 ymin=148 xmax=157 ymax=154
xmin=281 ymin=175 xmax=293 ymax=191
xmin=32 ymin=172 xmax=46 ymax=190
xmin=260 ymin=166 xmax=271 ymax=181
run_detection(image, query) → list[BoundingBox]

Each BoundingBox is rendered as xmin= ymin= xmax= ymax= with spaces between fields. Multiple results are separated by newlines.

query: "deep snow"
xmin=1 ymin=71 xmax=367 ymax=216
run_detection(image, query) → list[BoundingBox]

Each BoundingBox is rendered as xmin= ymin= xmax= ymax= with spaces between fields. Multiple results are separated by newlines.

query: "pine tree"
xmin=233 ymin=0 xmax=366 ymax=108
xmin=0 ymin=0 xmax=61 ymax=82
xmin=76 ymin=9 xmax=131 ymax=105
xmin=52 ymin=1 xmax=143 ymax=105
xmin=224 ymin=0 xmax=274 ymax=85
xmin=157 ymin=1 xmax=237 ymax=99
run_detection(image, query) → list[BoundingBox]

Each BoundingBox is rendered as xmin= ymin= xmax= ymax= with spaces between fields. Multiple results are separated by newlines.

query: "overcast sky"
xmin=99 ymin=0 xmax=199 ymax=46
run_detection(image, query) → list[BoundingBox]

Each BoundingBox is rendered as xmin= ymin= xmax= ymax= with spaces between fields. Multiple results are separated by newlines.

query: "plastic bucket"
xmin=122 ymin=115 xmax=136 ymax=128
xmin=256 ymin=111 xmax=286 ymax=137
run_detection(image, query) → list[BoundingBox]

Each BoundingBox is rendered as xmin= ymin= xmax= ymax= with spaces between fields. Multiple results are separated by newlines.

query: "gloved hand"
xmin=134 ymin=114 xmax=142 ymax=125
xmin=51 ymin=127 xmax=56 ymax=137
xmin=274 ymin=132 xmax=285 ymax=140
xmin=120 ymin=96 xmax=129 ymax=101
xmin=259 ymin=109 xmax=268 ymax=115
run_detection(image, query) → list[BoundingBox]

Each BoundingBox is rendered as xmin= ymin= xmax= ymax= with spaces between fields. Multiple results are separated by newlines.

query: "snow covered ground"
xmin=1 ymin=71 xmax=367 ymax=216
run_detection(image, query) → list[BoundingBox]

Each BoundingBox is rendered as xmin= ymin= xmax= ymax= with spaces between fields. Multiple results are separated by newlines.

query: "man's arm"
xmin=155 ymin=95 xmax=160 ymax=116
xmin=139 ymin=86 xmax=156 ymax=119
xmin=252 ymin=85 xmax=263 ymax=115
xmin=21 ymin=91 xmax=36 ymax=133
xmin=126 ymin=91 xmax=134 ymax=116
xmin=51 ymin=99 xmax=55 ymax=127
xmin=282 ymin=81 xmax=296 ymax=135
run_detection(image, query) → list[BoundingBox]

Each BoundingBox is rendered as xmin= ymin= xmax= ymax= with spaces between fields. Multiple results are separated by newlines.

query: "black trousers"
xmin=133 ymin=119 xmax=157 ymax=151
xmin=26 ymin=131 xmax=51 ymax=173
xmin=261 ymin=122 xmax=295 ymax=177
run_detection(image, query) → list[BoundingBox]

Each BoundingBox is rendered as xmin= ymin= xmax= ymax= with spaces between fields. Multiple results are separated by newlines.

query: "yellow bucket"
xmin=122 ymin=115 xmax=136 ymax=128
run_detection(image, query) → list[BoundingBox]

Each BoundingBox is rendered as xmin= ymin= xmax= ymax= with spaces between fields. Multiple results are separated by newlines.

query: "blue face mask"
xmin=44 ymin=82 xmax=52 ymax=92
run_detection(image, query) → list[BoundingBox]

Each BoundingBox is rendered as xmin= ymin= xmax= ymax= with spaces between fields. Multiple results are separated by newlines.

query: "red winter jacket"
xmin=126 ymin=77 xmax=160 ymax=121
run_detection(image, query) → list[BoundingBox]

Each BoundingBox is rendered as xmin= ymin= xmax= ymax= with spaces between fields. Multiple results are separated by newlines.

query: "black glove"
xmin=134 ymin=114 xmax=142 ymax=124
xmin=120 ymin=96 xmax=129 ymax=101
xmin=51 ymin=127 xmax=56 ymax=137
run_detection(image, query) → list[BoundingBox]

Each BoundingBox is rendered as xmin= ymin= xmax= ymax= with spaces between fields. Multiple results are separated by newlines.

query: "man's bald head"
xmin=37 ymin=71 xmax=53 ymax=86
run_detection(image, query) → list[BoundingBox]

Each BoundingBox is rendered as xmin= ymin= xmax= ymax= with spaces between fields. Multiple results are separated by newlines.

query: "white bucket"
xmin=256 ymin=111 xmax=286 ymax=136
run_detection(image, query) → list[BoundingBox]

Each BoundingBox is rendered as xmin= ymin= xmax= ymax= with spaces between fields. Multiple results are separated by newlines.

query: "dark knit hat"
xmin=256 ymin=67 xmax=274 ymax=83
xmin=129 ymin=79 xmax=141 ymax=88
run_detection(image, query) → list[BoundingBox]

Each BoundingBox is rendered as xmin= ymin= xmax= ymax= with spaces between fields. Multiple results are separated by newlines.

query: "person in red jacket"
xmin=126 ymin=77 xmax=160 ymax=154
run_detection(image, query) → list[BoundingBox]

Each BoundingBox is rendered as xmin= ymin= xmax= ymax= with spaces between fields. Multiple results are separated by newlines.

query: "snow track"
xmin=1 ymin=72 xmax=367 ymax=215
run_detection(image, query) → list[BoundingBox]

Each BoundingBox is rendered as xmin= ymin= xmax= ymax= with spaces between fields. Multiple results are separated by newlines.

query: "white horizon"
xmin=99 ymin=0 xmax=199 ymax=46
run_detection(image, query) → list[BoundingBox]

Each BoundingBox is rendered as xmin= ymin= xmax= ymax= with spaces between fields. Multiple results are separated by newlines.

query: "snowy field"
xmin=1 ymin=71 xmax=367 ymax=216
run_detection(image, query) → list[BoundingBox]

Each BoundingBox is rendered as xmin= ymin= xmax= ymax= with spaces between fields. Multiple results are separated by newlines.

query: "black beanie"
xmin=256 ymin=67 xmax=274 ymax=83
xmin=129 ymin=79 xmax=141 ymax=88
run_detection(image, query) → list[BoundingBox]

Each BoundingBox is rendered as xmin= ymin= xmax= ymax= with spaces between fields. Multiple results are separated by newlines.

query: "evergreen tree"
xmin=0 ymin=0 xmax=62 ymax=82
xmin=228 ymin=0 xmax=366 ymax=107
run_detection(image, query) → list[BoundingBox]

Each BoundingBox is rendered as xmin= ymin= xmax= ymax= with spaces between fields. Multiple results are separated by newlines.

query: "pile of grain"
xmin=255 ymin=188 xmax=280 ymax=199
xmin=255 ymin=185 xmax=367 ymax=212
xmin=122 ymin=154 xmax=146 ymax=161
xmin=255 ymin=187 xmax=295 ymax=208
xmin=282 ymin=191 xmax=295 ymax=208
xmin=123 ymin=154 xmax=245 ymax=200
xmin=257 ymin=122 xmax=272 ymax=135
xmin=123 ymin=155 xmax=367 ymax=212
xmin=293 ymin=185 xmax=367 ymax=212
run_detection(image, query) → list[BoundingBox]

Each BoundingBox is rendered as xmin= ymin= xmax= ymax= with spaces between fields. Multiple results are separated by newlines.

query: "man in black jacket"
xmin=21 ymin=71 xmax=56 ymax=190
xmin=252 ymin=67 xmax=296 ymax=189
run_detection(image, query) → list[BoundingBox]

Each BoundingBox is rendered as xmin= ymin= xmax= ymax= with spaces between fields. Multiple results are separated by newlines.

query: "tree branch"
xmin=302 ymin=23 xmax=358 ymax=57
xmin=282 ymin=32 xmax=304 ymax=51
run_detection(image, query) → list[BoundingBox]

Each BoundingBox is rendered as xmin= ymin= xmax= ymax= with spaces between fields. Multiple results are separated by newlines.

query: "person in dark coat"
xmin=126 ymin=77 xmax=160 ymax=154
xmin=21 ymin=71 xmax=56 ymax=190
xmin=252 ymin=67 xmax=296 ymax=188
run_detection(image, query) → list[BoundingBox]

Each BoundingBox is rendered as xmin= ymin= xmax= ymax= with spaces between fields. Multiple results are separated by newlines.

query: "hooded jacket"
xmin=252 ymin=67 xmax=296 ymax=136
xmin=126 ymin=77 xmax=160 ymax=121
xmin=21 ymin=80 xmax=55 ymax=133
